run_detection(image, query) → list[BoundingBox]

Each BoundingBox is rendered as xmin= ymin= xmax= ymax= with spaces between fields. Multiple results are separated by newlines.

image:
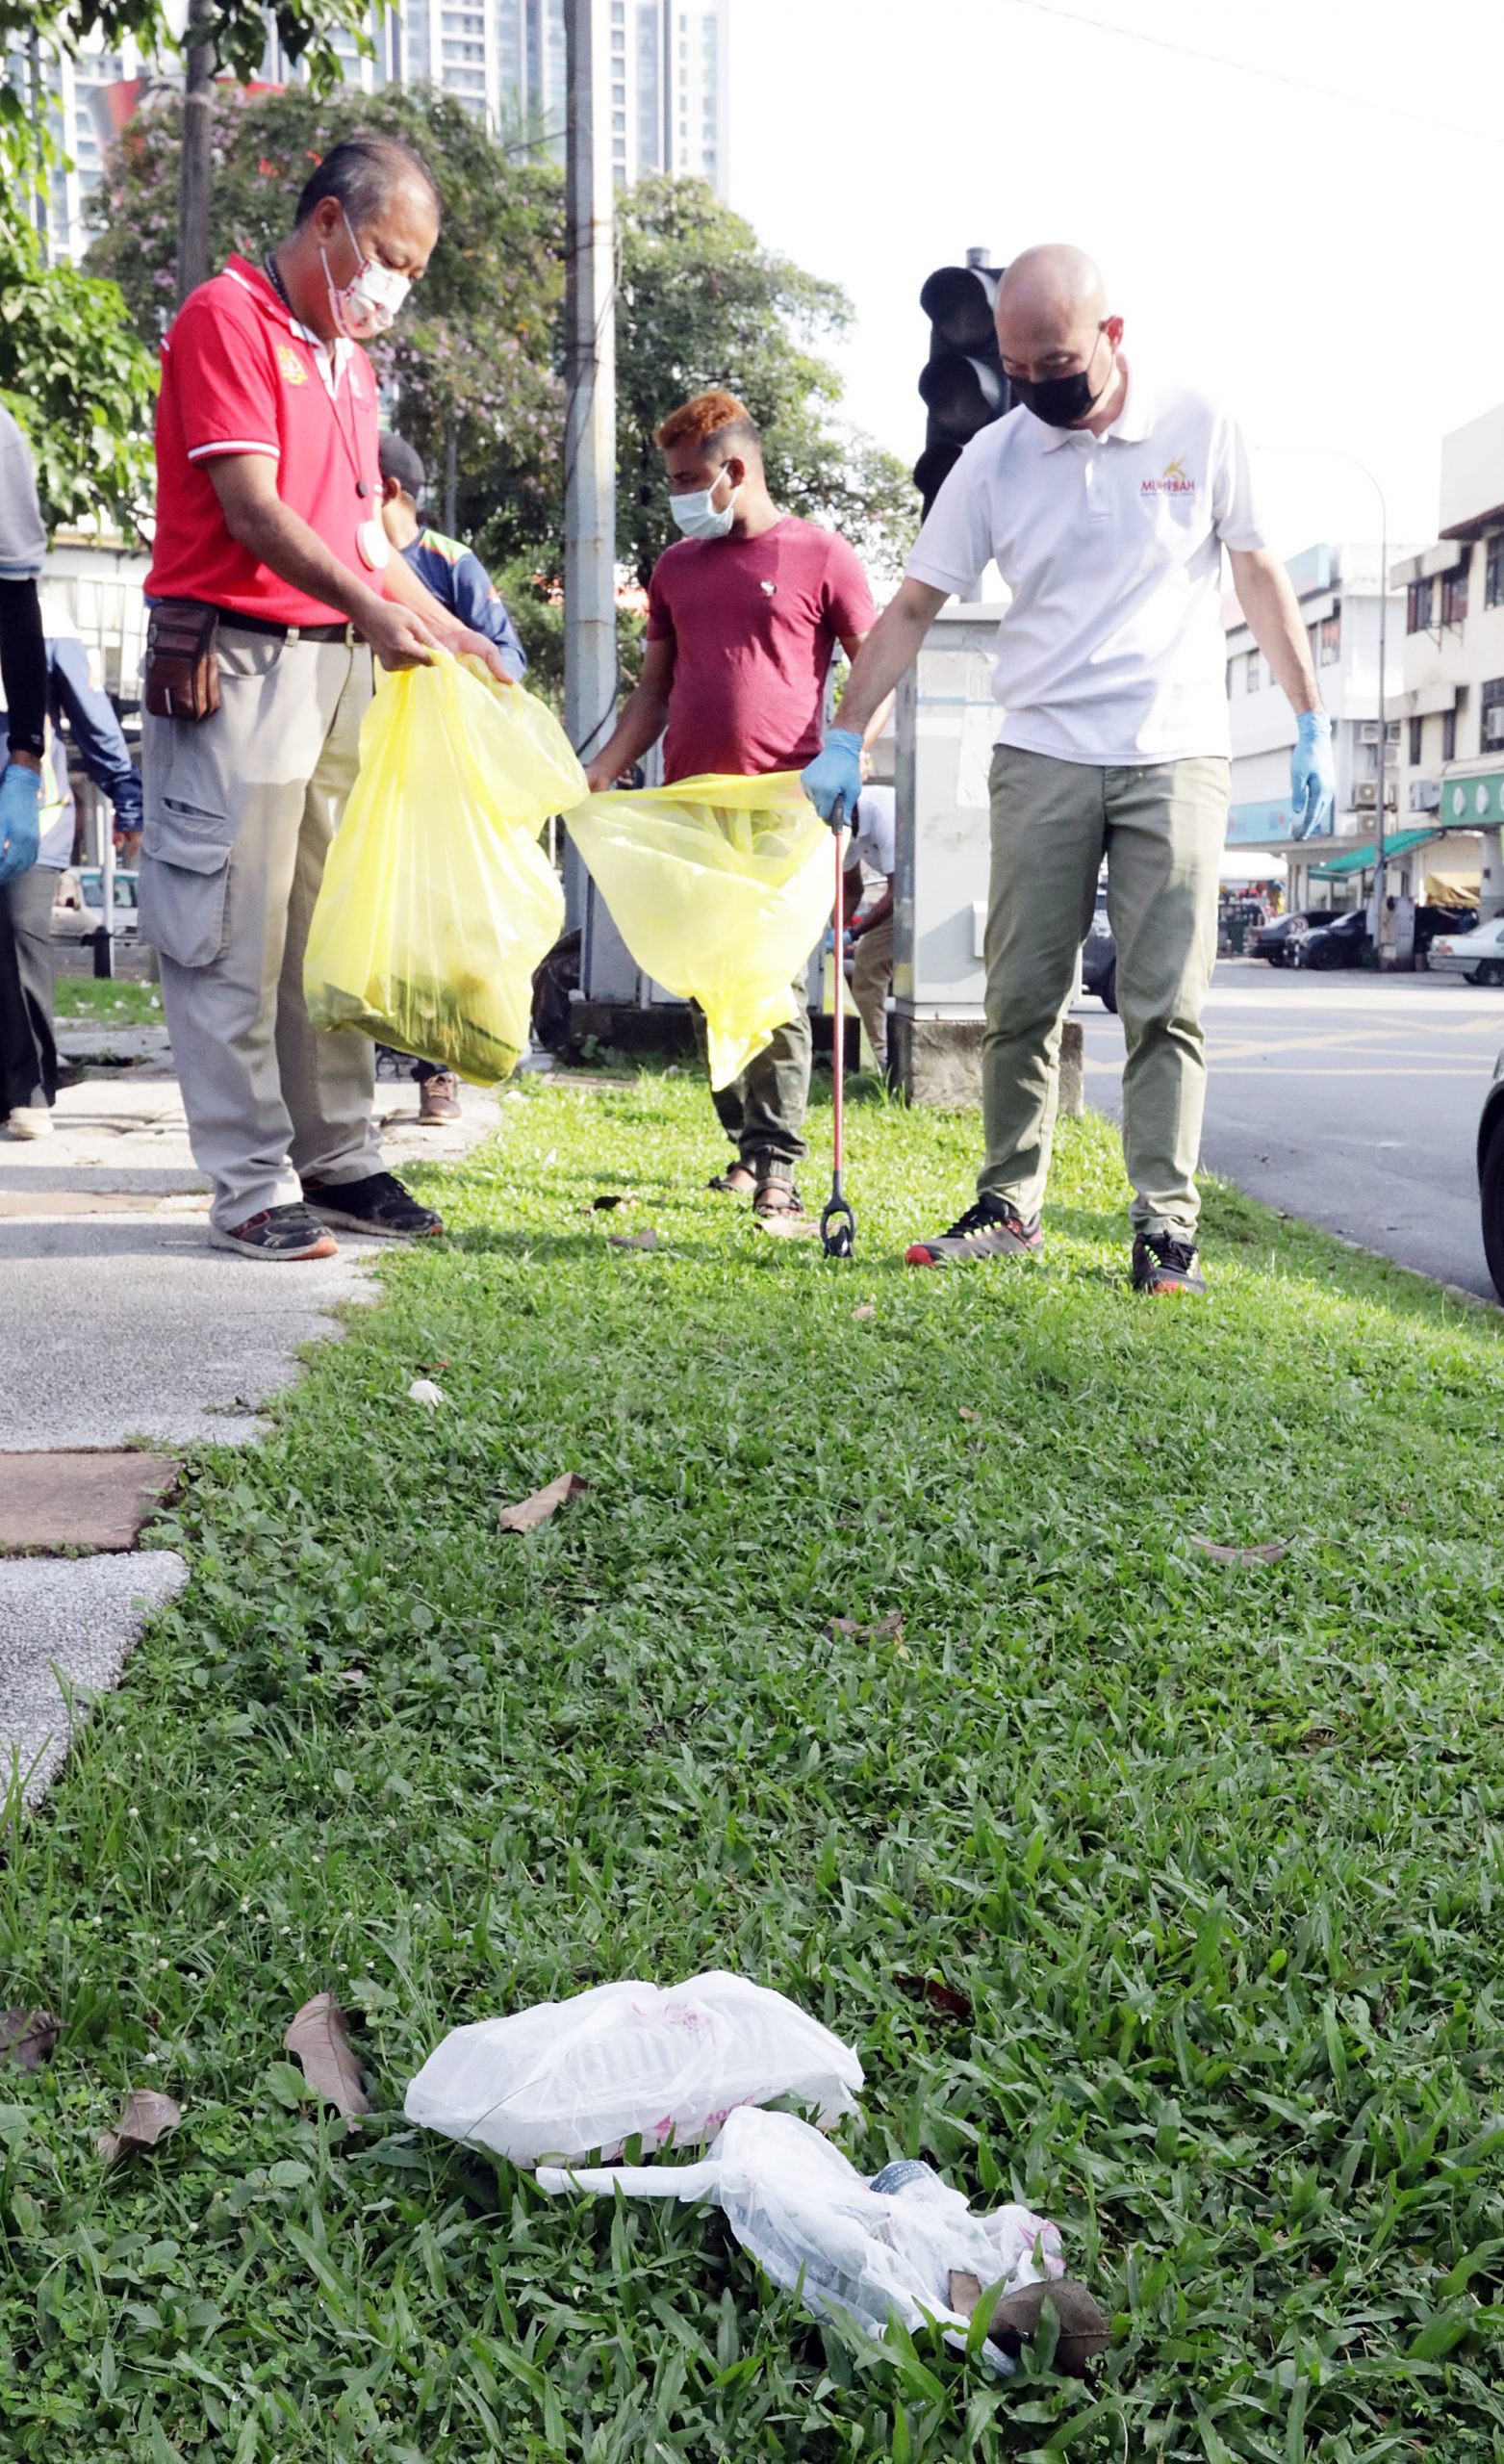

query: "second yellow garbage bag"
xmin=565 ymin=772 xmax=830 ymax=1088
xmin=304 ymin=653 xmax=581 ymax=1085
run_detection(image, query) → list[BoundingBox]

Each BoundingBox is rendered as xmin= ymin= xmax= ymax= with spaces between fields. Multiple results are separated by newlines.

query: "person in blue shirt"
xmin=377 ymin=429 xmax=528 ymax=1123
xmin=0 ymin=608 xmax=143 ymax=1137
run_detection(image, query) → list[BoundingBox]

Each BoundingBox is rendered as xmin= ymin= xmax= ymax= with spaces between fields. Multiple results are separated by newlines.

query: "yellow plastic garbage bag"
xmin=564 ymin=772 xmax=830 ymax=1088
xmin=304 ymin=652 xmax=582 ymax=1086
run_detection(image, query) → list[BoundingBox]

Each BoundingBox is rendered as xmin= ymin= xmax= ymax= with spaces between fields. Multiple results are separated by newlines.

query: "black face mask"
xmin=1010 ymin=330 xmax=1110 ymax=430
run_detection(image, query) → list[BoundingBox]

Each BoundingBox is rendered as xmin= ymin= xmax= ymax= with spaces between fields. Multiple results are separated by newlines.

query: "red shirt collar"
xmin=222 ymin=252 xmax=358 ymax=381
xmin=223 ymin=253 xmax=291 ymax=326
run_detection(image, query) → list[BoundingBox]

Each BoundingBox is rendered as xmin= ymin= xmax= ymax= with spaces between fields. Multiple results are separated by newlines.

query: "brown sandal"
xmin=752 ymin=1176 xmax=806 ymax=1220
xmin=707 ymin=1163 xmax=757 ymax=1195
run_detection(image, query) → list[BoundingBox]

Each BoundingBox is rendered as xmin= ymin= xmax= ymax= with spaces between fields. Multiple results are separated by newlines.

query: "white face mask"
xmin=321 ymin=208 xmax=411 ymax=341
xmin=670 ymin=471 xmax=736 ymax=541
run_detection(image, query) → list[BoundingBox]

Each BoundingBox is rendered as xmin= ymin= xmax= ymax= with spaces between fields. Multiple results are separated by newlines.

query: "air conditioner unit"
xmin=1360 ymin=722 xmax=1379 ymax=745
xmin=1355 ymin=781 xmax=1378 ymax=808
xmin=1485 ymin=708 xmax=1504 ymax=747
xmin=1410 ymin=779 xmax=1441 ymax=812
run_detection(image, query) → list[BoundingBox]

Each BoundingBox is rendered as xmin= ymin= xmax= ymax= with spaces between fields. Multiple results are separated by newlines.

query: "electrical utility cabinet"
xmin=890 ymin=602 xmax=1002 ymax=1101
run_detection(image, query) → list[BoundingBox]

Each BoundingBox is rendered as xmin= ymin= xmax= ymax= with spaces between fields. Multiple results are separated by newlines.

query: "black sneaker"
xmin=905 ymin=1194 xmax=1043 ymax=1268
xmin=301 ymin=1171 xmax=443 ymax=1241
xmin=209 ymin=1203 xmax=339 ymax=1263
xmin=1132 ymin=1231 xmax=1206 ymax=1296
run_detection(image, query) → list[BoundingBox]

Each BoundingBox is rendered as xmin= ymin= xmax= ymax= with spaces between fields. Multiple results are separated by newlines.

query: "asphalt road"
xmin=1078 ymin=961 xmax=1504 ymax=1302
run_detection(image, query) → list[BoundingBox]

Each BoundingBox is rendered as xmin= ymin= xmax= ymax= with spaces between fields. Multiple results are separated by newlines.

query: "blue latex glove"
xmin=1290 ymin=711 xmax=1335 ymax=840
xmin=0 ymin=761 xmax=40 ymax=889
xmin=801 ymin=727 xmax=863 ymax=832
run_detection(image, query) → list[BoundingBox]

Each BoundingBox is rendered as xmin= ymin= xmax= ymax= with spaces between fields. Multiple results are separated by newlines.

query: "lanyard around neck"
xmin=263 ymin=254 xmax=370 ymax=500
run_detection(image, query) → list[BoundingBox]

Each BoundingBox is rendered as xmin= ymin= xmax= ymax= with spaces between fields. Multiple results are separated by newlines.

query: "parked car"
xmin=1292 ymin=909 xmax=1367 ymax=970
xmin=1081 ymin=895 xmax=1116 ymax=1012
xmin=1415 ymin=904 xmax=1477 ymax=963
xmin=1248 ymin=909 xmax=1323 ymax=966
xmin=1478 ymin=1053 xmax=1504 ymax=1298
xmin=1428 ymin=915 xmax=1504 ymax=986
xmin=51 ymin=866 xmax=140 ymax=941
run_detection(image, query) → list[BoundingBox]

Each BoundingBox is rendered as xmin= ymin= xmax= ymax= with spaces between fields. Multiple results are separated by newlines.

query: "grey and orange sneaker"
xmin=1131 ymin=1231 xmax=1206 ymax=1296
xmin=905 ymin=1195 xmax=1043 ymax=1269
xmin=209 ymin=1203 xmax=339 ymax=1263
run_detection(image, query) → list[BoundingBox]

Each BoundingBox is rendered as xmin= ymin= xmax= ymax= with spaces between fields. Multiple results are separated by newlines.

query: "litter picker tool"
xmin=820 ymin=797 xmax=856 ymax=1260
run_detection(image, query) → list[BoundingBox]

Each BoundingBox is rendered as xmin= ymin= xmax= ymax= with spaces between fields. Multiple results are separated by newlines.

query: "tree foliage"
xmin=0 ymin=76 xmax=156 ymax=534
xmin=0 ymin=0 xmax=374 ymax=93
xmin=88 ymin=82 xmax=566 ymax=552
xmin=611 ymin=177 xmax=915 ymax=590
xmin=0 ymin=258 xmax=159 ymax=533
xmin=86 ymin=87 xmax=914 ymax=591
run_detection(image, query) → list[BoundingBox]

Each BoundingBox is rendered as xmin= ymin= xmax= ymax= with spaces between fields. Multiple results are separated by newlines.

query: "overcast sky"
xmin=727 ymin=0 xmax=1502 ymax=561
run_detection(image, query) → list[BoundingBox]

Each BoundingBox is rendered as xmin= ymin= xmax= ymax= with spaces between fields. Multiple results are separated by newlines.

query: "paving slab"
xmin=55 ymin=1022 xmax=173 ymax=1070
xmin=2 ymin=1053 xmax=508 ymax=1802
xmin=0 ymin=1452 xmax=182 ymax=1553
xmin=0 ymin=1069 xmax=502 ymax=1448
xmin=0 ymin=1552 xmax=191 ymax=1806
xmin=0 ymin=1189 xmax=191 ymax=1218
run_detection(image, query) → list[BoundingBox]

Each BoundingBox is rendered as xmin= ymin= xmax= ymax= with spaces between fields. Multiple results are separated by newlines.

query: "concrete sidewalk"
xmin=2 ymin=1038 xmax=503 ymax=1803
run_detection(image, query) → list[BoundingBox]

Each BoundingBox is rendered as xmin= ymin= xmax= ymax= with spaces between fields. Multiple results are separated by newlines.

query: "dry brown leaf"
xmin=828 ymin=1610 xmax=905 ymax=1645
xmin=283 ymin=1992 xmax=372 ymax=2120
xmin=1188 ymin=1533 xmax=1291 ymax=1566
xmin=958 ymin=1406 xmax=981 ymax=1423
xmin=896 ymin=1972 xmax=974 ymax=2023
xmin=498 ymin=1472 xmax=592 ymax=1534
xmin=0 ymin=2009 xmax=60 ymax=2073
xmin=851 ymin=1303 xmax=877 ymax=1322
xmin=98 ymin=2087 xmax=181 ymax=2162
xmin=607 ymin=1228 xmax=658 ymax=1251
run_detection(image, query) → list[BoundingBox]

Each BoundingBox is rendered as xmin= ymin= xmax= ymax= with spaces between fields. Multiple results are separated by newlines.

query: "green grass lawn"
xmin=5 ymin=1071 xmax=1504 ymax=2463
xmin=51 ymin=977 xmax=164 ymax=1027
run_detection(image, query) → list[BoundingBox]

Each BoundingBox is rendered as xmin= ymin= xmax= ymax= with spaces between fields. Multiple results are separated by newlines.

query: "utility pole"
xmin=1372 ymin=501 xmax=1390 ymax=957
xmin=176 ymin=0 xmax=216 ymax=309
xmin=563 ymin=0 xmax=618 ymax=923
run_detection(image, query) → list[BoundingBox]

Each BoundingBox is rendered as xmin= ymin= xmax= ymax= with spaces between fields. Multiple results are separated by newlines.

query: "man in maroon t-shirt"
xmin=584 ymin=392 xmax=876 ymax=1219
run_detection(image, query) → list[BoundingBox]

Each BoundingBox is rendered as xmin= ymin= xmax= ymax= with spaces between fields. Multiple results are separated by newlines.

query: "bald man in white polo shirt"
xmin=803 ymin=244 xmax=1334 ymax=1296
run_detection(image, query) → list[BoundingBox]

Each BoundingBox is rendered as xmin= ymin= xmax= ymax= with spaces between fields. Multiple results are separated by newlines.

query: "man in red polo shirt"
xmin=583 ymin=392 xmax=877 ymax=1219
xmin=141 ymin=129 xmax=507 ymax=1261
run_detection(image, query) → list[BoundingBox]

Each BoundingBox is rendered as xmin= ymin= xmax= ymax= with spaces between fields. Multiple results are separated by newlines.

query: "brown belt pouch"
xmin=144 ymin=600 xmax=221 ymax=723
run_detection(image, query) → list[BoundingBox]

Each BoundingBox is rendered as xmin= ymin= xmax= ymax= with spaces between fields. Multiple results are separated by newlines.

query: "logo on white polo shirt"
xmin=1141 ymin=456 xmax=1195 ymax=497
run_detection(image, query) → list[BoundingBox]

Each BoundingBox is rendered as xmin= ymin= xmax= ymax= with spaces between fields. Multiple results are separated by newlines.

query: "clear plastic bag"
xmin=304 ymin=653 xmax=580 ymax=1085
xmin=537 ymin=2104 xmax=1066 ymax=2372
xmin=564 ymin=772 xmax=830 ymax=1087
xmin=403 ymin=1970 xmax=863 ymax=2167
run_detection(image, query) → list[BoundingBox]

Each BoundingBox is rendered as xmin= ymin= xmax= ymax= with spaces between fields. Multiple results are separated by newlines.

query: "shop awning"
xmin=1309 ymin=827 xmax=1440 ymax=880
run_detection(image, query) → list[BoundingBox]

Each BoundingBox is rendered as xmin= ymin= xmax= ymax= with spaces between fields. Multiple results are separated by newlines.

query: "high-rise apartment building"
xmin=9 ymin=0 xmax=729 ymax=266
xmin=609 ymin=1 xmax=727 ymax=194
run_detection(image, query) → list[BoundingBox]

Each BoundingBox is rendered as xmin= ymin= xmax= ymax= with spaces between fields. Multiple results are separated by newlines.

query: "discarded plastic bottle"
xmin=869 ymin=2158 xmax=940 ymax=2196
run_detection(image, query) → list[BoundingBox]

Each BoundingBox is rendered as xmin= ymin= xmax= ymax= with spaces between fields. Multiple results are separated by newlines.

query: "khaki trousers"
xmin=692 ymin=977 xmax=812 ymax=1168
xmin=140 ymin=624 xmax=382 ymax=1231
xmin=851 ymin=911 xmax=894 ymax=1071
xmin=981 ymin=745 xmax=1227 ymax=1238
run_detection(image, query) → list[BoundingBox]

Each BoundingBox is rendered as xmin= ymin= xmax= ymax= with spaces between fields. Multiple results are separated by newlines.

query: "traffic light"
xmin=914 ymin=253 xmax=1009 ymax=515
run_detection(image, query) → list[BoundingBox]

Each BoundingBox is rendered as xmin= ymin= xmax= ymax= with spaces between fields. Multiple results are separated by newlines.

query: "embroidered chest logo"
xmin=275 ymin=343 xmax=308 ymax=387
xmin=759 ymin=578 xmax=777 ymax=596
xmin=1141 ymin=455 xmax=1195 ymax=497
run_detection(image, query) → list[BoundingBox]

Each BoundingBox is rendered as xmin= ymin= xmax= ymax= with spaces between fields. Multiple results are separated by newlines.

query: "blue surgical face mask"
xmin=670 ymin=467 xmax=736 ymax=541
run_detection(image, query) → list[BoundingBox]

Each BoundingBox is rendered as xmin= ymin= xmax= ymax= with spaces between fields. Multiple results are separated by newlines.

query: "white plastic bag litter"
xmin=404 ymin=1971 xmax=862 ymax=2166
xmin=537 ymin=2105 xmax=1064 ymax=2372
